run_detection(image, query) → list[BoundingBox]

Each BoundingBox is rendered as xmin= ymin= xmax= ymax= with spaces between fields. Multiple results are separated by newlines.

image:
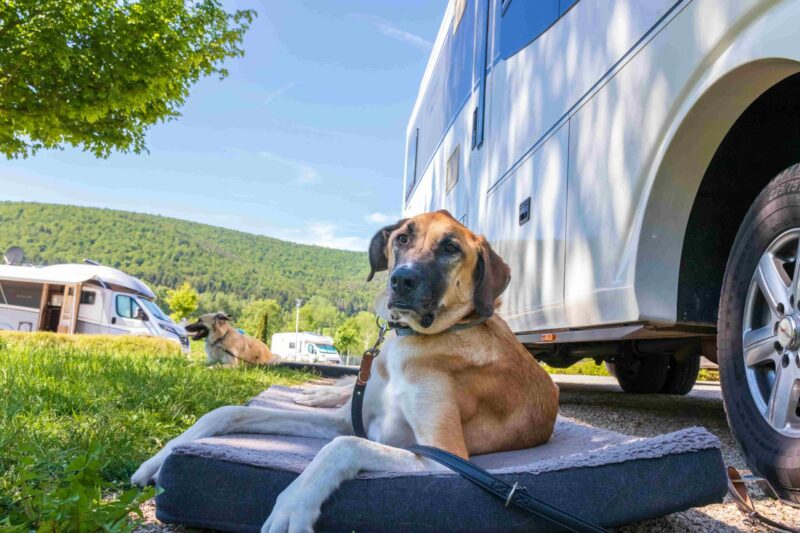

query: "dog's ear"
xmin=214 ymin=312 xmax=230 ymax=322
xmin=473 ymin=237 xmax=511 ymax=317
xmin=367 ymin=219 xmax=408 ymax=281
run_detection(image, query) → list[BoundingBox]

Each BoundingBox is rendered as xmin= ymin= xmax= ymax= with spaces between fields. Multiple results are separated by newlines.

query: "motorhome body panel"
xmin=403 ymin=0 xmax=800 ymax=336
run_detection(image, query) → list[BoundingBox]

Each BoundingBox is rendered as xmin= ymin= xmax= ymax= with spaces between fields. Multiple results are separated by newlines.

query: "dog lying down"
xmin=133 ymin=210 xmax=558 ymax=533
xmin=185 ymin=312 xmax=280 ymax=367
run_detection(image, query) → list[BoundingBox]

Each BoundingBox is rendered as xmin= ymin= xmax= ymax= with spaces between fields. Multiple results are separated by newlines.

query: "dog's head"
xmin=185 ymin=312 xmax=231 ymax=341
xmin=367 ymin=210 xmax=510 ymax=333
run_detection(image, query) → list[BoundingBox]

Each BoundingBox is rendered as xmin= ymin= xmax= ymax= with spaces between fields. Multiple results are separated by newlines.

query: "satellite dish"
xmin=3 ymin=246 xmax=24 ymax=266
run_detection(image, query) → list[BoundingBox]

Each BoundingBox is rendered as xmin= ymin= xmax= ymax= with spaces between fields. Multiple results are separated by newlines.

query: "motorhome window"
xmin=0 ymin=280 xmax=42 ymax=309
xmin=141 ymin=299 xmax=169 ymax=321
xmin=289 ymin=342 xmax=295 ymax=349
xmin=499 ymin=0 xmax=560 ymax=60
xmin=317 ymin=344 xmax=338 ymax=354
xmin=407 ymin=0 xmax=475 ymax=200
xmin=80 ymin=290 xmax=96 ymax=305
xmin=115 ymin=295 xmax=141 ymax=319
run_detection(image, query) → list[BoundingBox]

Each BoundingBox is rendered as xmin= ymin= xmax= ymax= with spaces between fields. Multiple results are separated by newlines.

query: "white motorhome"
xmin=0 ymin=261 xmax=189 ymax=352
xmin=271 ymin=332 xmax=342 ymax=364
xmin=404 ymin=0 xmax=800 ymax=500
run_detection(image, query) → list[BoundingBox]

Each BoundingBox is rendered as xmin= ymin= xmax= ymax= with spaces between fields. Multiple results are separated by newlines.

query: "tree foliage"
xmin=333 ymin=311 xmax=380 ymax=356
xmin=0 ymin=0 xmax=255 ymax=158
xmin=333 ymin=319 xmax=360 ymax=355
xmin=165 ymin=282 xmax=198 ymax=322
xmin=298 ymin=296 xmax=343 ymax=335
xmin=239 ymin=299 xmax=284 ymax=343
xmin=0 ymin=202 xmax=378 ymax=317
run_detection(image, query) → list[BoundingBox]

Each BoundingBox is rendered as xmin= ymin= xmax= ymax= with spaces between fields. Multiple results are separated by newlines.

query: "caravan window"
xmin=115 ymin=295 xmax=142 ymax=319
xmin=80 ymin=290 xmax=96 ymax=305
xmin=498 ymin=0 xmax=576 ymax=60
xmin=0 ymin=280 xmax=42 ymax=308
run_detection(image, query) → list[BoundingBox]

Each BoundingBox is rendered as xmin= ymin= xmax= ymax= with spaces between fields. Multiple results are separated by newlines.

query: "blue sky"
xmin=0 ymin=0 xmax=445 ymax=251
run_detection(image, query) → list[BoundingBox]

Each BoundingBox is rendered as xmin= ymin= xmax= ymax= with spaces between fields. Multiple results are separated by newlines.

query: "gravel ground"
xmin=555 ymin=375 xmax=800 ymax=532
xmin=134 ymin=375 xmax=800 ymax=532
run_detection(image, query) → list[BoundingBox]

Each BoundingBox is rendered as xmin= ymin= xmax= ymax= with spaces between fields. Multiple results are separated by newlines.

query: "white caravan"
xmin=0 ymin=262 xmax=190 ymax=352
xmin=271 ymin=332 xmax=342 ymax=364
xmin=404 ymin=0 xmax=800 ymax=500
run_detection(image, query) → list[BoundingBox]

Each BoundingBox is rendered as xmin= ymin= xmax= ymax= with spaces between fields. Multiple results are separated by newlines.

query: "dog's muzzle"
xmin=185 ymin=323 xmax=209 ymax=340
xmin=387 ymin=263 xmax=443 ymax=328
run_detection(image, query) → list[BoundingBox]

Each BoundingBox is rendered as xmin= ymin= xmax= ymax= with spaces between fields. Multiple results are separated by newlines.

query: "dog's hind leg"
xmin=262 ymin=437 xmax=446 ymax=533
xmin=130 ymin=406 xmax=350 ymax=487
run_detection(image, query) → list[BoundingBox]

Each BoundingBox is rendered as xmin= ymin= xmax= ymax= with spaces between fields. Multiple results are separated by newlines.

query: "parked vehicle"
xmin=271 ymin=332 xmax=342 ymax=364
xmin=0 ymin=258 xmax=189 ymax=352
xmin=403 ymin=0 xmax=800 ymax=500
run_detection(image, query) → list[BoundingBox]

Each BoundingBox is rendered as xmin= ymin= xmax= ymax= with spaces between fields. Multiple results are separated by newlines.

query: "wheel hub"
xmin=742 ymin=229 xmax=800 ymax=437
xmin=777 ymin=316 xmax=799 ymax=350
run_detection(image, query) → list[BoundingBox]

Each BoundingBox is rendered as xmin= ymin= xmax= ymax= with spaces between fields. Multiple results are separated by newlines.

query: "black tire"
xmin=613 ymin=345 xmax=670 ymax=394
xmin=719 ymin=164 xmax=800 ymax=501
xmin=660 ymin=354 xmax=700 ymax=395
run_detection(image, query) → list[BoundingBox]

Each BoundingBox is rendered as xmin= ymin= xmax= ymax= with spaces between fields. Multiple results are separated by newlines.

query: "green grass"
xmin=541 ymin=358 xmax=720 ymax=382
xmin=541 ymin=358 xmax=611 ymax=376
xmin=0 ymin=332 xmax=311 ymax=531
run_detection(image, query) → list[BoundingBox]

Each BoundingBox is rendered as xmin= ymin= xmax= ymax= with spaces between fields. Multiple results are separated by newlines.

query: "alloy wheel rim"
xmin=742 ymin=228 xmax=800 ymax=437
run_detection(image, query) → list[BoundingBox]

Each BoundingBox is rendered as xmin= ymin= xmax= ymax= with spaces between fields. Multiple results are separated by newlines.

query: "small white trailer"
xmin=0 ymin=260 xmax=189 ymax=352
xmin=270 ymin=332 xmax=341 ymax=364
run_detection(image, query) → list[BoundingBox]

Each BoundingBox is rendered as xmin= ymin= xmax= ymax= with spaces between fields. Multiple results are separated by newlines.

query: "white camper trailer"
xmin=404 ymin=0 xmax=800 ymax=499
xmin=270 ymin=332 xmax=341 ymax=364
xmin=0 ymin=260 xmax=189 ymax=352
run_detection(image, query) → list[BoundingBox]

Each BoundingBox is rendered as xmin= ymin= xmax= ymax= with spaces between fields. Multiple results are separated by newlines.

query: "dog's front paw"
xmin=262 ymin=487 xmax=319 ymax=533
xmin=294 ymin=387 xmax=348 ymax=408
xmin=130 ymin=455 xmax=163 ymax=487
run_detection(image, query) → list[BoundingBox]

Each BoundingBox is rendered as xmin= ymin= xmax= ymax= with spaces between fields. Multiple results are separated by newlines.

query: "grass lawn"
xmin=0 ymin=331 xmax=311 ymax=532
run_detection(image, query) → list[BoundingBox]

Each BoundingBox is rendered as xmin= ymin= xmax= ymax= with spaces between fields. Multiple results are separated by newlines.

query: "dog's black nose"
xmin=390 ymin=265 xmax=421 ymax=295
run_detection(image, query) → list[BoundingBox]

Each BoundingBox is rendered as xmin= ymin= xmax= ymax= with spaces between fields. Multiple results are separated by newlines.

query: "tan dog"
xmin=185 ymin=312 xmax=279 ymax=367
xmin=133 ymin=211 xmax=558 ymax=533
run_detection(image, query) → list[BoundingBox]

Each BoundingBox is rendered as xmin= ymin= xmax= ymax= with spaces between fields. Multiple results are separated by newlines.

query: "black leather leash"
xmin=350 ymin=320 xmax=608 ymax=533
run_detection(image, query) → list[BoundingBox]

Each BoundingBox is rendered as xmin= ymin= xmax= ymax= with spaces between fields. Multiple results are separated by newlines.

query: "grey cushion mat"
xmin=156 ymin=386 xmax=728 ymax=532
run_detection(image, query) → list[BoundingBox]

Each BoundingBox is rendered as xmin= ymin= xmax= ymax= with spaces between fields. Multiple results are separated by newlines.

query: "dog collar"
xmin=392 ymin=316 xmax=488 ymax=337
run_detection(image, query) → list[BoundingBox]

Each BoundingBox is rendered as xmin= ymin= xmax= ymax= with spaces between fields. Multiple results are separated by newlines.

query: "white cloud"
xmin=274 ymin=223 xmax=368 ymax=252
xmin=365 ymin=212 xmax=399 ymax=224
xmin=356 ymin=15 xmax=432 ymax=51
xmin=259 ymin=151 xmax=319 ymax=184
xmin=260 ymin=81 xmax=299 ymax=107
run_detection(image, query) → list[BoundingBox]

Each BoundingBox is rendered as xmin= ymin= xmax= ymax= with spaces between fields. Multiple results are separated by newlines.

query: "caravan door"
xmin=57 ymin=284 xmax=81 ymax=334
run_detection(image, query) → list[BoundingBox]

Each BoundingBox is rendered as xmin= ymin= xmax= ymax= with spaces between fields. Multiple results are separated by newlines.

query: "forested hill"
xmin=0 ymin=202 xmax=377 ymax=314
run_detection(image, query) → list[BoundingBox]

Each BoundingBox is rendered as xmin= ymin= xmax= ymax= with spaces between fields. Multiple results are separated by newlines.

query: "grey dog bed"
xmin=155 ymin=386 xmax=728 ymax=532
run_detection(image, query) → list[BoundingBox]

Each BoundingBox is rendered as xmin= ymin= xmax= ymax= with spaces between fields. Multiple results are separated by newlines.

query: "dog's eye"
xmin=396 ymin=234 xmax=409 ymax=245
xmin=444 ymin=242 xmax=460 ymax=255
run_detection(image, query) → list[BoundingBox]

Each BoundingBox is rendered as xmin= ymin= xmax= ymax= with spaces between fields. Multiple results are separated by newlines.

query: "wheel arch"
xmin=634 ymin=59 xmax=800 ymax=361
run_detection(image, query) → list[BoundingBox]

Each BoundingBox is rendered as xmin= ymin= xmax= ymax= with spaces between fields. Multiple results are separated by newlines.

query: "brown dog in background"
xmin=185 ymin=312 xmax=279 ymax=367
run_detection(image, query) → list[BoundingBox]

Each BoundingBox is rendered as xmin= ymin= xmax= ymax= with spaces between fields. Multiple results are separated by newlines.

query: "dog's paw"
xmin=294 ymin=387 xmax=349 ymax=408
xmin=130 ymin=456 xmax=162 ymax=487
xmin=262 ymin=487 xmax=318 ymax=533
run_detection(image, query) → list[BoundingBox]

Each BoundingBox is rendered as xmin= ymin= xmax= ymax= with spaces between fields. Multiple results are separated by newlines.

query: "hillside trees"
xmin=0 ymin=203 xmax=376 ymax=316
